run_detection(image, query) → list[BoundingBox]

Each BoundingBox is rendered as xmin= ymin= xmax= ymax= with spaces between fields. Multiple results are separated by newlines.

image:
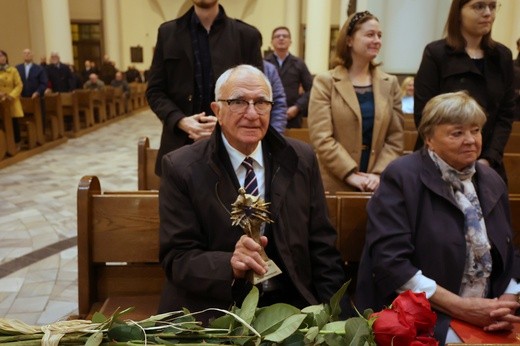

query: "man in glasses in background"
xmin=157 ymin=65 xmax=347 ymax=324
xmin=265 ymin=26 xmax=313 ymax=128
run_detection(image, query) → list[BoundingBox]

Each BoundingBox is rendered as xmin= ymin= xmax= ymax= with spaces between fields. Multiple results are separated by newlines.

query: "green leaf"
xmin=264 ymin=313 xmax=306 ymax=342
xmin=329 ymin=281 xmax=350 ymax=321
xmin=107 ymin=324 xmax=145 ymax=342
xmin=304 ymin=326 xmax=319 ymax=344
xmin=301 ymin=303 xmax=330 ymax=329
xmin=239 ymin=286 xmax=259 ymax=324
xmin=281 ymin=332 xmax=305 ymax=345
xmin=322 ymin=321 xmax=346 ymax=333
xmin=301 ymin=304 xmax=326 ymax=314
xmin=85 ymin=332 xmax=103 ymax=346
xmin=210 ymin=313 xmax=235 ymax=329
xmin=252 ymin=303 xmax=300 ymax=335
xmin=344 ymin=316 xmax=371 ymax=346
xmin=91 ymin=312 xmax=107 ymax=323
xmin=323 ymin=332 xmax=347 ymax=346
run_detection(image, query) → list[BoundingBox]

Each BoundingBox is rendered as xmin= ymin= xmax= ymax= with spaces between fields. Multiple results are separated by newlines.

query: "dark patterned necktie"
xmin=242 ymin=157 xmax=259 ymax=196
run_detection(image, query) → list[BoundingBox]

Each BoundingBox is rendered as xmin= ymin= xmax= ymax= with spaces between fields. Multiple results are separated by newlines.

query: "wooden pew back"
xmin=504 ymin=153 xmax=520 ymax=194
xmin=335 ymin=192 xmax=371 ymax=264
xmin=284 ymin=128 xmax=311 ymax=144
xmin=509 ymin=194 xmax=520 ymax=250
xmin=137 ymin=137 xmax=160 ymax=190
xmin=20 ymin=97 xmax=44 ymax=147
xmin=77 ymin=176 xmax=163 ymax=319
xmin=44 ymin=93 xmax=65 ymax=140
xmin=505 ymin=133 xmax=520 ymax=153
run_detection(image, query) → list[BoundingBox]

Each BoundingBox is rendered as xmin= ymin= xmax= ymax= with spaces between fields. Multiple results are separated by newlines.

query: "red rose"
xmin=410 ymin=336 xmax=439 ymax=345
xmin=392 ymin=290 xmax=437 ymax=335
xmin=371 ymin=308 xmax=416 ymax=346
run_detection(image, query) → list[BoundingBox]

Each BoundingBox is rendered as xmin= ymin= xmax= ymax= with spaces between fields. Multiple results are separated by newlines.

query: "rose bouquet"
xmin=0 ymin=284 xmax=439 ymax=345
xmin=370 ymin=290 xmax=438 ymax=346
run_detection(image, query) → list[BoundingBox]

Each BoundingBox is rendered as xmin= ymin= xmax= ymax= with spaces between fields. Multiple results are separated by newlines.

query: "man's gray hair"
xmin=214 ymin=64 xmax=273 ymax=101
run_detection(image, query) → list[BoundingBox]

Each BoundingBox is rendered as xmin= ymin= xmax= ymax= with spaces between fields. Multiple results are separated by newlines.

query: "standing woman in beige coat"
xmin=308 ymin=11 xmax=403 ymax=193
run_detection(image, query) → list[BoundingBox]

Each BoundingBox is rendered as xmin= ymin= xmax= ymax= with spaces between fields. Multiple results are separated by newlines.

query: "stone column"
xmin=304 ymin=0 xmax=331 ymax=74
xmin=41 ymin=0 xmax=73 ymax=63
xmin=102 ymin=0 xmax=122 ymax=70
xmin=284 ymin=0 xmax=301 ymax=56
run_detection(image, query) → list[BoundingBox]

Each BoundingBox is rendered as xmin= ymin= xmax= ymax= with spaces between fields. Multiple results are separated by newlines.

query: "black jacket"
xmin=146 ymin=5 xmax=263 ymax=175
xmin=414 ymin=39 xmax=515 ymax=182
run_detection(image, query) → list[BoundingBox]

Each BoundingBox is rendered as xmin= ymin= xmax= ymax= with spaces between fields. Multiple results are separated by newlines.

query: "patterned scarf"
xmin=429 ymin=150 xmax=492 ymax=298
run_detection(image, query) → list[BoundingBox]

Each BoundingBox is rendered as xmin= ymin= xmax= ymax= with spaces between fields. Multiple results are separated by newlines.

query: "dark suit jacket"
xmin=158 ymin=125 xmax=346 ymax=321
xmin=16 ymin=63 xmax=48 ymax=97
xmin=46 ymin=63 xmax=74 ymax=92
xmin=146 ymin=5 xmax=263 ymax=175
xmin=355 ymin=149 xmax=518 ymax=344
xmin=414 ymin=39 xmax=515 ymax=182
xmin=265 ymin=53 xmax=313 ymax=128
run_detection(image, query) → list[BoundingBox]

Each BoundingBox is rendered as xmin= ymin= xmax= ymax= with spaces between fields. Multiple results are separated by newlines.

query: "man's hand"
xmin=230 ymin=235 xmax=268 ymax=279
xmin=286 ymin=105 xmax=299 ymax=120
xmin=31 ymin=92 xmax=39 ymax=99
xmin=177 ymin=112 xmax=217 ymax=141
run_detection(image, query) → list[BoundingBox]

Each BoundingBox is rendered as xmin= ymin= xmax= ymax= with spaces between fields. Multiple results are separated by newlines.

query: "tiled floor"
xmin=0 ymin=109 xmax=162 ymax=325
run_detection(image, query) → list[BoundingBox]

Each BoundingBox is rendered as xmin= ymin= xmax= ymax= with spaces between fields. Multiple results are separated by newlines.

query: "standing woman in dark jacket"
xmin=414 ymin=0 xmax=515 ymax=183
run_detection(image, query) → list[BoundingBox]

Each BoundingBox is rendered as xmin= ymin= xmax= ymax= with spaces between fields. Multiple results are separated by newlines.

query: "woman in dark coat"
xmin=356 ymin=91 xmax=520 ymax=345
xmin=414 ymin=0 xmax=515 ymax=183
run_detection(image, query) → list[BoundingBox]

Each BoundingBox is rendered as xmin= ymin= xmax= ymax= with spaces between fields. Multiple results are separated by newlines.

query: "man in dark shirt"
xmin=46 ymin=52 xmax=74 ymax=92
xmin=146 ymin=0 xmax=263 ymax=176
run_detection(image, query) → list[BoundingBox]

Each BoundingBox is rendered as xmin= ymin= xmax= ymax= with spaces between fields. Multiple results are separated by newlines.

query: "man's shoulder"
xmin=230 ymin=18 xmax=261 ymax=35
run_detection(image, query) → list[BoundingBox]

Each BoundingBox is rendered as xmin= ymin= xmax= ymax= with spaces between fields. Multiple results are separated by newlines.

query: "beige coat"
xmin=308 ymin=65 xmax=403 ymax=193
xmin=0 ymin=66 xmax=23 ymax=118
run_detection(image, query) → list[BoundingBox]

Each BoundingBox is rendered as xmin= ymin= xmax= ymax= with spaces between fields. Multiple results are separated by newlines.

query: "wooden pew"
xmin=505 ymin=133 xmax=520 ymax=153
xmin=44 ymin=92 xmax=65 ymax=140
xmin=103 ymin=86 xmax=117 ymax=119
xmin=404 ymin=130 xmax=418 ymax=153
xmin=284 ymin=128 xmax=311 ymax=144
xmin=129 ymin=83 xmax=143 ymax=110
xmin=20 ymin=97 xmax=45 ymax=147
xmin=509 ymin=194 xmax=520 ymax=250
xmin=0 ymin=98 xmax=19 ymax=156
xmin=504 ymin=153 xmax=520 ymax=194
xmin=90 ymin=89 xmax=107 ymax=123
xmin=60 ymin=92 xmax=83 ymax=133
xmin=0 ymin=100 xmax=9 ymax=159
xmin=335 ymin=192 xmax=371 ymax=266
xmin=403 ymin=113 xmax=416 ymax=131
xmin=77 ymin=175 xmax=163 ymax=320
xmin=137 ymin=137 xmax=160 ymax=190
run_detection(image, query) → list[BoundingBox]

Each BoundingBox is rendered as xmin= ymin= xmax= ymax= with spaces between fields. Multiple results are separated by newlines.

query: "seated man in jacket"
xmin=158 ymin=64 xmax=347 ymax=323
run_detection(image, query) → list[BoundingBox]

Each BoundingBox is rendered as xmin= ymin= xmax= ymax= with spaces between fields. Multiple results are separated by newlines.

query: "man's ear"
xmin=210 ymin=101 xmax=221 ymax=120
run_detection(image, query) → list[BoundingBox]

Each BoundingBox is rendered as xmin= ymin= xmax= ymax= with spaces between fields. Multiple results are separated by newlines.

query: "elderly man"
xmin=158 ymin=64 xmax=346 ymax=323
xmin=83 ymin=73 xmax=105 ymax=90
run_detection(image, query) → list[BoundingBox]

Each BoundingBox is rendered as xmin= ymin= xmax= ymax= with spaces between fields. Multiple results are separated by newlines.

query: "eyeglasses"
xmin=273 ymin=34 xmax=290 ymax=39
xmin=466 ymin=1 xmax=500 ymax=14
xmin=218 ymin=99 xmax=274 ymax=115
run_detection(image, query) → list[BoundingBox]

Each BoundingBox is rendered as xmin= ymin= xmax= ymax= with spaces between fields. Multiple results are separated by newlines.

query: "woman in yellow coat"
xmin=308 ymin=12 xmax=403 ymax=193
xmin=0 ymin=49 xmax=24 ymax=146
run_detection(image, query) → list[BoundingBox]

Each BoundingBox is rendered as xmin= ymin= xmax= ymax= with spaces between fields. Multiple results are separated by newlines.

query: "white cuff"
xmin=397 ymin=270 xmax=437 ymax=298
xmin=504 ymin=279 xmax=520 ymax=295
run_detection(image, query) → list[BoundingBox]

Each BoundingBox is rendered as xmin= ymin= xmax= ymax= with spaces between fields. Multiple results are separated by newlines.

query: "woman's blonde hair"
xmin=418 ymin=91 xmax=486 ymax=141
xmin=400 ymin=76 xmax=414 ymax=98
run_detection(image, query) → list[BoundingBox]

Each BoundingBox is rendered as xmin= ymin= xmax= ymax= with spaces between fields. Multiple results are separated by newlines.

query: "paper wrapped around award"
xmin=231 ymin=188 xmax=282 ymax=284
